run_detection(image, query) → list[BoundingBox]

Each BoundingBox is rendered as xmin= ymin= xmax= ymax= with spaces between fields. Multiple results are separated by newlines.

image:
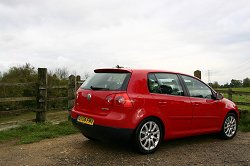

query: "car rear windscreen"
xmin=80 ymin=73 xmax=131 ymax=91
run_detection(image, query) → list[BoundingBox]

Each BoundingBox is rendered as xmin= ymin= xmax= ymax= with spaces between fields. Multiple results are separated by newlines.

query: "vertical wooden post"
xmin=194 ymin=70 xmax=201 ymax=79
xmin=76 ymin=75 xmax=81 ymax=90
xmin=68 ymin=75 xmax=76 ymax=112
xmin=36 ymin=68 xmax=47 ymax=123
xmin=228 ymin=88 xmax=233 ymax=101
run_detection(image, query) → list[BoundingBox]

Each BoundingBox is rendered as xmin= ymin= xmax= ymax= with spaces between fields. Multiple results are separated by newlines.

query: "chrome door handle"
xmin=158 ymin=101 xmax=167 ymax=104
xmin=193 ymin=103 xmax=199 ymax=107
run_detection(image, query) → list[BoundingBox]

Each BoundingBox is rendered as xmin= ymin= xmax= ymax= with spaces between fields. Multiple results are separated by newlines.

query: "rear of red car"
xmin=71 ymin=68 xmax=136 ymax=141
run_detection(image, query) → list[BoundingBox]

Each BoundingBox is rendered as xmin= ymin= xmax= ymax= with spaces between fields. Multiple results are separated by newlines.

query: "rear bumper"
xmin=71 ymin=107 xmax=138 ymax=129
xmin=72 ymin=118 xmax=134 ymax=142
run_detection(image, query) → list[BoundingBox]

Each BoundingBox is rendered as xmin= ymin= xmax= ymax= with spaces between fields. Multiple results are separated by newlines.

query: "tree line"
xmin=0 ymin=63 xmax=69 ymax=84
xmin=209 ymin=78 xmax=250 ymax=89
xmin=0 ymin=63 xmax=70 ymax=111
xmin=0 ymin=63 xmax=249 ymax=93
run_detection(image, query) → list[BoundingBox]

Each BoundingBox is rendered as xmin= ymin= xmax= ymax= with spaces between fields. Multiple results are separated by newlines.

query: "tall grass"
xmin=239 ymin=113 xmax=250 ymax=132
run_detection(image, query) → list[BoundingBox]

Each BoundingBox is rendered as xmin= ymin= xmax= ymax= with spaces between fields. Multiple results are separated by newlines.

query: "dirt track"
xmin=0 ymin=132 xmax=250 ymax=166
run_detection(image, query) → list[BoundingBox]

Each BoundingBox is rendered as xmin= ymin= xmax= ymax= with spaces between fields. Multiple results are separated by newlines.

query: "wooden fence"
xmin=0 ymin=68 xmax=84 ymax=122
xmin=216 ymin=89 xmax=250 ymax=106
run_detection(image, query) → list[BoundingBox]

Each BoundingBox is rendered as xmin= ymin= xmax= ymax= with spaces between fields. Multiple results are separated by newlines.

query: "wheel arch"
xmin=220 ymin=110 xmax=238 ymax=139
xmin=133 ymin=115 xmax=166 ymax=140
xmin=227 ymin=109 xmax=239 ymax=121
xmin=220 ymin=109 xmax=239 ymax=129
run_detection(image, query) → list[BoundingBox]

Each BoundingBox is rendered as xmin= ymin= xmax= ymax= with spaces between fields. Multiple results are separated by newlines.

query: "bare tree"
xmin=54 ymin=67 xmax=69 ymax=79
xmin=84 ymin=72 xmax=90 ymax=79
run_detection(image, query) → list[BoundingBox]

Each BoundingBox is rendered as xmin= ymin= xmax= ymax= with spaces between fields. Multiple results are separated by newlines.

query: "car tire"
xmin=134 ymin=118 xmax=163 ymax=154
xmin=220 ymin=113 xmax=238 ymax=140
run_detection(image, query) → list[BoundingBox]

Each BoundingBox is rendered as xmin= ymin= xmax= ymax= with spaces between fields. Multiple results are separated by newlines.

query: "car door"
xmin=148 ymin=73 xmax=193 ymax=138
xmin=180 ymin=75 xmax=221 ymax=133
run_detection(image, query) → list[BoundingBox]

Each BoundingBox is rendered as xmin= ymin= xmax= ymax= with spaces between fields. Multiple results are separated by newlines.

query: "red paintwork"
xmin=71 ymin=69 xmax=239 ymax=141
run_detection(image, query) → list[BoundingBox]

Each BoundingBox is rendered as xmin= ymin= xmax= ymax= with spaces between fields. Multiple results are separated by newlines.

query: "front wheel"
xmin=220 ymin=113 xmax=238 ymax=139
xmin=134 ymin=118 xmax=163 ymax=154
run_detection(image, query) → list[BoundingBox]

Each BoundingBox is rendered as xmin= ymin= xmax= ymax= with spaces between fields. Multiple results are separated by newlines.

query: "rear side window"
xmin=148 ymin=73 xmax=184 ymax=96
xmin=148 ymin=74 xmax=161 ymax=93
xmin=81 ymin=73 xmax=131 ymax=91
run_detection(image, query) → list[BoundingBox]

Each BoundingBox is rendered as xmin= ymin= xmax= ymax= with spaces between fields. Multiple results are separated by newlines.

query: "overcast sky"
xmin=0 ymin=0 xmax=249 ymax=84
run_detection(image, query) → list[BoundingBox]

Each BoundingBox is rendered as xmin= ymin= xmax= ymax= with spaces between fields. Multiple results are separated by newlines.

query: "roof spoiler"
xmin=94 ymin=68 xmax=132 ymax=73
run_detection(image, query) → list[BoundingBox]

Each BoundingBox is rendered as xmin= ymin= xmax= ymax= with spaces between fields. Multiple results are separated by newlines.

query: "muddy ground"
xmin=0 ymin=132 xmax=250 ymax=166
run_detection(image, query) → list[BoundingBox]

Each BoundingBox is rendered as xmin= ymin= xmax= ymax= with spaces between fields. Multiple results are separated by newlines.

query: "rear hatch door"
xmin=75 ymin=69 xmax=131 ymax=116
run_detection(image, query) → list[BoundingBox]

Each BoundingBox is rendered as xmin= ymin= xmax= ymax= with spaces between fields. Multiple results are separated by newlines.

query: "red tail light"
xmin=106 ymin=93 xmax=133 ymax=108
xmin=105 ymin=94 xmax=115 ymax=106
xmin=75 ymin=91 xmax=81 ymax=105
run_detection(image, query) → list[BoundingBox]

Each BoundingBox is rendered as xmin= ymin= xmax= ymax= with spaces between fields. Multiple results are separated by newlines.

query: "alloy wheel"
xmin=139 ymin=121 xmax=161 ymax=151
xmin=224 ymin=115 xmax=237 ymax=138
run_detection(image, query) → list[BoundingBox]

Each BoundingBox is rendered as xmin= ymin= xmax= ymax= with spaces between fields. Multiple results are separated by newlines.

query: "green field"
xmin=216 ymin=87 xmax=250 ymax=93
xmin=215 ymin=87 xmax=250 ymax=111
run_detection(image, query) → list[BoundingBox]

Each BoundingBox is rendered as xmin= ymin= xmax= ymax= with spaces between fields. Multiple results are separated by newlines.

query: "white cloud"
xmin=0 ymin=0 xmax=250 ymax=84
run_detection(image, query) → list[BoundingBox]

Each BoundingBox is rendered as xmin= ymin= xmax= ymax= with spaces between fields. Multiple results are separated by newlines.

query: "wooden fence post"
xmin=228 ymin=88 xmax=233 ymax=101
xmin=194 ymin=70 xmax=201 ymax=79
xmin=76 ymin=75 xmax=81 ymax=90
xmin=68 ymin=75 xmax=76 ymax=112
xmin=36 ymin=68 xmax=47 ymax=123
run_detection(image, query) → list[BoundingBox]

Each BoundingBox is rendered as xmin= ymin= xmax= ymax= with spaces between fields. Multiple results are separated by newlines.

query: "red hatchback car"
xmin=71 ymin=68 xmax=239 ymax=154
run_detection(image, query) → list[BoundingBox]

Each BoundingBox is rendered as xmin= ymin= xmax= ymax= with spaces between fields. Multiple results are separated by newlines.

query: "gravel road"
xmin=0 ymin=132 xmax=250 ymax=166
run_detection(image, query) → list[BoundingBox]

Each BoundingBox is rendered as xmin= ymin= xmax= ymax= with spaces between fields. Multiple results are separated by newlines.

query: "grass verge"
xmin=0 ymin=121 xmax=79 ymax=144
xmin=239 ymin=113 xmax=250 ymax=132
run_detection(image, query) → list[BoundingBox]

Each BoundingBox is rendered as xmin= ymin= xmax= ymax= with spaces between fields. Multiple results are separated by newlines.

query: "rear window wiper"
xmin=90 ymin=86 xmax=110 ymax=90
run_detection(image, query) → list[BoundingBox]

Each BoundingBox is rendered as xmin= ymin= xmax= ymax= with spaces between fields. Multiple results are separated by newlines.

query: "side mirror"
xmin=215 ymin=93 xmax=223 ymax=100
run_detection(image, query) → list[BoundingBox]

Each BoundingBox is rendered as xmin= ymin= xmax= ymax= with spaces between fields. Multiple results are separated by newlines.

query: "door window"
xmin=181 ymin=75 xmax=213 ymax=99
xmin=148 ymin=73 xmax=184 ymax=96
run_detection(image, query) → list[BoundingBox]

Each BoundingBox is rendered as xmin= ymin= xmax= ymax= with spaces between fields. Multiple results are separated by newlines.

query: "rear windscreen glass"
xmin=80 ymin=73 xmax=131 ymax=91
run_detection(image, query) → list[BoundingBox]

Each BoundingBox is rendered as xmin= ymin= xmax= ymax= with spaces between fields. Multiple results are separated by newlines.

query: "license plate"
xmin=77 ymin=116 xmax=94 ymax=125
